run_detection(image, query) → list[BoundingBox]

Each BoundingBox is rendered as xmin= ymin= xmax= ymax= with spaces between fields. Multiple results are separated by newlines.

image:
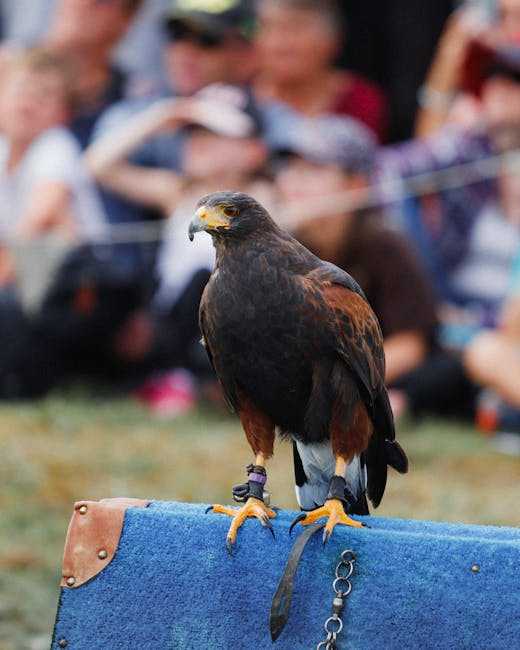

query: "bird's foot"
xmin=207 ymin=497 xmax=276 ymax=554
xmin=290 ymin=498 xmax=365 ymax=544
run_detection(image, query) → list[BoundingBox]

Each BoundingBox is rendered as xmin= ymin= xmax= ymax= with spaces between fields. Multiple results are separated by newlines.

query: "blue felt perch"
xmin=52 ymin=500 xmax=520 ymax=649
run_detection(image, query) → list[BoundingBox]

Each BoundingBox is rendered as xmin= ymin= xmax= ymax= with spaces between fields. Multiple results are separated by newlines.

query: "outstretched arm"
xmin=84 ymin=99 xmax=190 ymax=213
xmin=14 ymin=181 xmax=73 ymax=239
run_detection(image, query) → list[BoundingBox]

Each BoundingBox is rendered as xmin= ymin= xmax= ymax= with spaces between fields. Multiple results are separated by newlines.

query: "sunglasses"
xmin=165 ymin=21 xmax=226 ymax=48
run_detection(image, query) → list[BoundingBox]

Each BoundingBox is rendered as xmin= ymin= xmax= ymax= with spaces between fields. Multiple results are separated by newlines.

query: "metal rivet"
xmin=471 ymin=563 xmax=480 ymax=573
xmin=66 ymin=576 xmax=76 ymax=586
xmin=78 ymin=505 xmax=88 ymax=515
xmin=98 ymin=549 xmax=108 ymax=560
xmin=58 ymin=639 xmax=68 ymax=648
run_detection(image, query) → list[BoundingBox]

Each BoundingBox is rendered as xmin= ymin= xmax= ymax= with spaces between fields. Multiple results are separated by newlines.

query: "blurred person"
xmin=86 ymin=84 xmax=268 ymax=216
xmin=416 ymin=0 xmax=520 ymax=137
xmin=163 ymin=0 xmax=257 ymax=97
xmin=465 ymin=246 xmax=520 ymax=454
xmin=0 ymin=48 xmax=153 ymax=399
xmin=44 ymin=0 xmax=145 ymax=147
xmin=86 ymin=83 xmax=272 ymax=413
xmin=0 ymin=48 xmax=106 ymax=258
xmin=254 ymin=0 xmax=388 ymax=141
xmin=380 ymin=48 xmax=520 ymax=331
xmin=375 ymin=48 xmax=520 ymax=418
xmin=465 ymin=270 xmax=520 ymax=410
xmin=91 ymin=0 xmax=258 ymax=227
xmin=97 ymin=0 xmax=258 ymax=129
xmin=269 ymin=112 xmax=438 ymax=416
xmin=0 ymin=0 xmax=169 ymax=111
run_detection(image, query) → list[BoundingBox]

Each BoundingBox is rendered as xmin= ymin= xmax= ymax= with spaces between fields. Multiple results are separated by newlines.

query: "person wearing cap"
xmin=85 ymin=83 xmax=273 ymax=413
xmin=269 ymin=112 xmax=438 ymax=416
xmin=89 ymin=0 xmax=259 ymax=228
xmin=86 ymin=83 xmax=267 ymax=213
xmin=164 ymin=0 xmax=257 ymax=96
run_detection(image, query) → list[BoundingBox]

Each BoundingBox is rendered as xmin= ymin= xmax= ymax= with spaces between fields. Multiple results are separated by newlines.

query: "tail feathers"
xmin=385 ymin=439 xmax=408 ymax=474
xmin=366 ymin=387 xmax=409 ymax=507
xmin=366 ymin=433 xmax=388 ymax=508
xmin=293 ymin=440 xmax=367 ymax=513
xmin=373 ymin=388 xmax=396 ymax=441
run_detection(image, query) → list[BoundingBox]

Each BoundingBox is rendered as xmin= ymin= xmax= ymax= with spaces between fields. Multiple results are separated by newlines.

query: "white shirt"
xmin=450 ymin=201 xmax=520 ymax=305
xmin=155 ymin=195 xmax=216 ymax=310
xmin=0 ymin=127 xmax=107 ymax=240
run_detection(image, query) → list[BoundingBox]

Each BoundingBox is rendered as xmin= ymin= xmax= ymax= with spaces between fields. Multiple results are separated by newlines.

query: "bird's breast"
xmin=209 ymin=268 xmax=315 ymax=424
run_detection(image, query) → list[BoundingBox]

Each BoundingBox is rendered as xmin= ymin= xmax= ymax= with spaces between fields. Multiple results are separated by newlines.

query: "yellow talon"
xmin=297 ymin=498 xmax=363 ymax=543
xmin=209 ymin=497 xmax=276 ymax=554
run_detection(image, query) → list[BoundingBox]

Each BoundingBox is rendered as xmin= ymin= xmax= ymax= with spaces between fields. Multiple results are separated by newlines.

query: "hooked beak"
xmin=188 ymin=205 xmax=231 ymax=241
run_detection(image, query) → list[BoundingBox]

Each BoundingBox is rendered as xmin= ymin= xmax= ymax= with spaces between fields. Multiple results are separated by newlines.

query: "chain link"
xmin=316 ymin=549 xmax=356 ymax=650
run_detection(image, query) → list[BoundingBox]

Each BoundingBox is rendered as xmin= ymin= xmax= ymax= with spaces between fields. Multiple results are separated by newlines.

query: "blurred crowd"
xmin=0 ymin=0 xmax=520 ymax=452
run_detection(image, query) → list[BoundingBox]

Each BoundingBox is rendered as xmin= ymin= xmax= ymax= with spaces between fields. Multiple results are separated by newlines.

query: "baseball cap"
xmin=265 ymin=105 xmax=377 ymax=174
xmin=164 ymin=0 xmax=256 ymax=43
xmin=179 ymin=83 xmax=264 ymax=137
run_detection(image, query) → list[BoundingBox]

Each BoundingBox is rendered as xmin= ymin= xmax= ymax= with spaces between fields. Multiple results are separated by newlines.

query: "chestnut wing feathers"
xmin=306 ymin=263 xmax=407 ymax=506
xmin=306 ymin=264 xmax=387 ymax=415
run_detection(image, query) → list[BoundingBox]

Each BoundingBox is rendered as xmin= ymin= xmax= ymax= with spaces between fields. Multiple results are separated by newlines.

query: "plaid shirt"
xmin=375 ymin=126 xmax=498 ymax=301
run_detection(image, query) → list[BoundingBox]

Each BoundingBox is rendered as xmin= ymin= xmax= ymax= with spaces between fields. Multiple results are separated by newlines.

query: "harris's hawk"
xmin=189 ymin=191 xmax=408 ymax=551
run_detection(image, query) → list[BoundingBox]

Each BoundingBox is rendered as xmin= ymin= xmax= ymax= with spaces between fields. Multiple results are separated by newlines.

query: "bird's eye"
xmin=223 ymin=206 xmax=238 ymax=218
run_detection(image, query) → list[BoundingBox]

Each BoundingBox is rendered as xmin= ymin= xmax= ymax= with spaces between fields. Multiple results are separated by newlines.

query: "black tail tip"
xmin=385 ymin=440 xmax=409 ymax=473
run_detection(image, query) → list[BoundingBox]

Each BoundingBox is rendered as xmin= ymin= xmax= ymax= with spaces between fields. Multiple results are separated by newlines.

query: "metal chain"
xmin=316 ymin=550 xmax=356 ymax=650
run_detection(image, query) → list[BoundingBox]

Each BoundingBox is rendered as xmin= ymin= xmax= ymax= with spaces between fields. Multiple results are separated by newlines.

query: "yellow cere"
xmin=196 ymin=205 xmax=231 ymax=229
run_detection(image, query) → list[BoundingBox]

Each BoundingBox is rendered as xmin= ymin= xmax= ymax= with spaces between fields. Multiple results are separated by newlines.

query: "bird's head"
xmin=188 ymin=191 xmax=275 ymax=242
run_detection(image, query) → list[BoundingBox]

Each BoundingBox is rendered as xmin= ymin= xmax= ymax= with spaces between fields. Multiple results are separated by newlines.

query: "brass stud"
xmin=98 ymin=549 xmax=108 ymax=560
xmin=471 ymin=563 xmax=480 ymax=573
xmin=66 ymin=576 xmax=76 ymax=586
xmin=58 ymin=639 xmax=68 ymax=648
xmin=78 ymin=505 xmax=88 ymax=515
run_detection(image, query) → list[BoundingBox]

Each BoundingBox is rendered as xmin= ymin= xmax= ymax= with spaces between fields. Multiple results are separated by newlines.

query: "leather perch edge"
xmin=60 ymin=497 xmax=150 ymax=588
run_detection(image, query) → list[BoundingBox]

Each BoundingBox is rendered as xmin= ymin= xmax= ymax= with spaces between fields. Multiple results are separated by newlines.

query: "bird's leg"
xmin=291 ymin=457 xmax=364 ymax=543
xmin=207 ymin=399 xmax=277 ymax=553
xmin=208 ymin=453 xmax=276 ymax=554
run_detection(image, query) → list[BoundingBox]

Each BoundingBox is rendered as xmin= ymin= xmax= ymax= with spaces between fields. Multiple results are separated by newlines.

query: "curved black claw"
xmin=361 ymin=521 xmax=370 ymax=528
xmin=204 ymin=505 xmax=214 ymax=514
xmin=226 ymin=538 xmax=235 ymax=556
xmin=322 ymin=527 xmax=331 ymax=546
xmin=262 ymin=517 xmax=276 ymax=540
xmin=289 ymin=512 xmax=307 ymax=537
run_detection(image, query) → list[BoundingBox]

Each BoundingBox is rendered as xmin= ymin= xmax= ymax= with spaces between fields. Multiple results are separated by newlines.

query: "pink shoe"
xmin=134 ymin=369 xmax=196 ymax=417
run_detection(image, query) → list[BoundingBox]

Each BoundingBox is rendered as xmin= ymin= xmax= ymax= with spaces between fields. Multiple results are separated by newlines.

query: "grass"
xmin=0 ymin=393 xmax=519 ymax=649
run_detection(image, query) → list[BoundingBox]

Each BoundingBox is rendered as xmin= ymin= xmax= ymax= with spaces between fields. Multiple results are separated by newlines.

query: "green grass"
xmin=0 ymin=394 xmax=519 ymax=649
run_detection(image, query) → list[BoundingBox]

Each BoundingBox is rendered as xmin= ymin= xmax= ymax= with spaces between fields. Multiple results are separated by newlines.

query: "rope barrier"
xmin=3 ymin=148 xmax=519 ymax=247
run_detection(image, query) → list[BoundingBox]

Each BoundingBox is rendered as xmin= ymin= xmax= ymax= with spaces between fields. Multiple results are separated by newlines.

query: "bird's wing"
xmin=305 ymin=262 xmax=407 ymax=506
xmin=199 ymin=285 xmax=239 ymax=413
xmin=305 ymin=262 xmax=386 ymax=411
